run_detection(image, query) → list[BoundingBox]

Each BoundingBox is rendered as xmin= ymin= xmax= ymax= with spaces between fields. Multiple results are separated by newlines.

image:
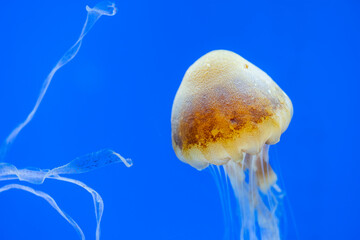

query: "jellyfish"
xmin=171 ymin=50 xmax=293 ymax=240
xmin=0 ymin=2 xmax=132 ymax=240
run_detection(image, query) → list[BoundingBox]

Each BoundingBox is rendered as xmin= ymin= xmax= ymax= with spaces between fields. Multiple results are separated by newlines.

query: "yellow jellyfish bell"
xmin=171 ymin=50 xmax=293 ymax=239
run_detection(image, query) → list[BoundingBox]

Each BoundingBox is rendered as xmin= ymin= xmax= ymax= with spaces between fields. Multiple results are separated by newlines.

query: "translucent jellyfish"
xmin=0 ymin=2 xmax=132 ymax=240
xmin=171 ymin=50 xmax=293 ymax=240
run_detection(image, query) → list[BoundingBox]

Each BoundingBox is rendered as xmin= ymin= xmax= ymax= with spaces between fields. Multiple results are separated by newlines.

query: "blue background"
xmin=0 ymin=0 xmax=359 ymax=239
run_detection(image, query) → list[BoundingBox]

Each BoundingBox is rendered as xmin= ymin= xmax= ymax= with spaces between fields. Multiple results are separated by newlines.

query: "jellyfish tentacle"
xmin=209 ymin=166 xmax=227 ymax=237
xmin=0 ymin=148 xmax=131 ymax=240
xmin=50 ymin=176 xmax=104 ymax=240
xmin=49 ymin=148 xmax=132 ymax=176
xmin=249 ymin=155 xmax=257 ymax=240
xmin=0 ymin=184 xmax=85 ymax=240
xmin=0 ymin=1 xmax=117 ymax=159
xmin=220 ymin=150 xmax=283 ymax=240
xmin=0 ymin=2 xmax=125 ymax=239
xmin=255 ymin=149 xmax=280 ymax=240
xmin=260 ymin=152 xmax=273 ymax=212
xmin=209 ymin=165 xmax=236 ymax=239
xmin=222 ymin=160 xmax=252 ymax=240
xmin=223 ymin=165 xmax=236 ymax=239
xmin=0 ymin=149 xmax=131 ymax=184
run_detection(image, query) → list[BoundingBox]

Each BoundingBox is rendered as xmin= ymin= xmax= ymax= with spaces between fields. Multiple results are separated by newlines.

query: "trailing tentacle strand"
xmin=0 ymin=1 xmax=117 ymax=160
xmin=216 ymin=145 xmax=281 ymax=240
xmin=0 ymin=148 xmax=131 ymax=240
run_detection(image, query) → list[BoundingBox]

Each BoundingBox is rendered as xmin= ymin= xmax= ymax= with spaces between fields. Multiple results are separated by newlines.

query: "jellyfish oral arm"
xmin=0 ymin=1 xmax=117 ymax=159
xmin=214 ymin=145 xmax=281 ymax=240
xmin=0 ymin=149 xmax=132 ymax=240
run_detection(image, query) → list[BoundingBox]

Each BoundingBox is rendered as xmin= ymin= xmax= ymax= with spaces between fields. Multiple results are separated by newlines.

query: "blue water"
xmin=0 ymin=0 xmax=359 ymax=239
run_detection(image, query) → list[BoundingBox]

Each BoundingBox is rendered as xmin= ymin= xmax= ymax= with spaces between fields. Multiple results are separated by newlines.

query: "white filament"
xmin=0 ymin=2 xmax=131 ymax=240
xmin=211 ymin=145 xmax=281 ymax=240
xmin=0 ymin=1 xmax=117 ymax=159
xmin=0 ymin=149 xmax=132 ymax=240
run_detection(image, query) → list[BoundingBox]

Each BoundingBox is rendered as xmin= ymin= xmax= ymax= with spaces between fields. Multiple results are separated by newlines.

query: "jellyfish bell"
xmin=171 ymin=50 xmax=293 ymax=239
xmin=172 ymin=50 xmax=293 ymax=171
